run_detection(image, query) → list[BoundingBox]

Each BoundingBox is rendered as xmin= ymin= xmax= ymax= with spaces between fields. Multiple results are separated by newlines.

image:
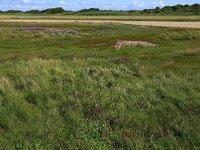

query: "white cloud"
xmin=132 ymin=0 xmax=165 ymax=9
xmin=21 ymin=0 xmax=31 ymax=4
xmin=132 ymin=1 xmax=145 ymax=7
xmin=149 ymin=1 xmax=165 ymax=8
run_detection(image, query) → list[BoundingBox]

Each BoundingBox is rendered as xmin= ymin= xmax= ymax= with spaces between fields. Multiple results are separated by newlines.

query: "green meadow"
xmin=1 ymin=14 xmax=200 ymax=21
xmin=0 ymin=22 xmax=200 ymax=149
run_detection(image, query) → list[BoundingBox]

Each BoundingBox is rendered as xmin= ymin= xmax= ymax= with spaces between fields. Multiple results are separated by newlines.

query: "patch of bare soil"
xmin=115 ymin=40 xmax=156 ymax=49
xmin=1 ymin=20 xmax=200 ymax=28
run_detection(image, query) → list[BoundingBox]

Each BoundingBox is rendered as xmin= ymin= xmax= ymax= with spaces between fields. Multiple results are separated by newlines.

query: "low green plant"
xmin=0 ymin=23 xmax=200 ymax=149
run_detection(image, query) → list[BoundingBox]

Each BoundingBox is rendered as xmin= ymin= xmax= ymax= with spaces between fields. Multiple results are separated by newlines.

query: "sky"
xmin=0 ymin=0 xmax=199 ymax=11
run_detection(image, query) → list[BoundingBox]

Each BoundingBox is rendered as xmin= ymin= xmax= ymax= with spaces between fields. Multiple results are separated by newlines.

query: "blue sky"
xmin=0 ymin=0 xmax=199 ymax=11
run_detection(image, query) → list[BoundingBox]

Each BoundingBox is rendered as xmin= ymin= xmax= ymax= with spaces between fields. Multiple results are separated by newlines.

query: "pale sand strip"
xmin=1 ymin=19 xmax=200 ymax=28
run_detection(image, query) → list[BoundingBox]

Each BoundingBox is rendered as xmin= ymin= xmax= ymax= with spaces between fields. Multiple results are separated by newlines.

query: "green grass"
xmin=0 ymin=22 xmax=200 ymax=149
xmin=0 ymin=14 xmax=200 ymax=21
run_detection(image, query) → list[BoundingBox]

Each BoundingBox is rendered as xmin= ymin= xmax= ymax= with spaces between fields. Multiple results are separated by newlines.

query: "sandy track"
xmin=1 ymin=19 xmax=200 ymax=28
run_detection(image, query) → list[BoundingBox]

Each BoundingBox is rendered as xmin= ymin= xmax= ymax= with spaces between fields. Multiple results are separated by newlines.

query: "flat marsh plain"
xmin=0 ymin=21 xmax=200 ymax=149
xmin=0 ymin=14 xmax=200 ymax=21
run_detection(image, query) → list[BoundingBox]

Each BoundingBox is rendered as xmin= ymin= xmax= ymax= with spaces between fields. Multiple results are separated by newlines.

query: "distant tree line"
xmin=26 ymin=7 xmax=65 ymax=14
xmin=1 ymin=7 xmax=65 ymax=14
xmin=142 ymin=4 xmax=200 ymax=14
xmin=0 ymin=4 xmax=199 ymax=15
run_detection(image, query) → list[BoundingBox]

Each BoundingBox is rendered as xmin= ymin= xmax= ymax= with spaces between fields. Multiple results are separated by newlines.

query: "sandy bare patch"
xmin=115 ymin=40 xmax=156 ymax=50
xmin=1 ymin=19 xmax=200 ymax=28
